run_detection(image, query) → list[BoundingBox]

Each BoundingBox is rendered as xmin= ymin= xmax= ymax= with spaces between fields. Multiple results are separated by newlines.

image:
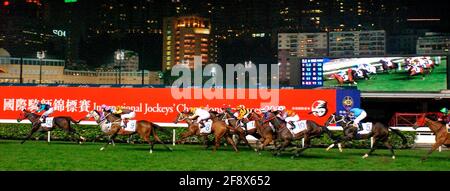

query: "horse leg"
xmin=152 ymin=131 xmax=173 ymax=152
xmin=383 ymin=140 xmax=396 ymax=159
xmin=143 ymin=135 xmax=154 ymax=154
xmin=274 ymin=139 xmax=290 ymax=156
xmin=21 ymin=126 xmax=40 ymax=144
xmin=225 ymin=135 xmax=239 ymax=152
xmin=421 ymin=141 xmax=443 ymax=161
xmin=213 ymin=134 xmax=221 ymax=152
xmin=100 ymin=129 xmax=119 ymax=151
xmin=202 ymin=135 xmax=210 ymax=150
xmin=176 ymin=130 xmax=195 ymax=144
xmin=363 ymin=138 xmax=378 ymax=159
xmin=294 ymin=136 xmax=311 ymax=158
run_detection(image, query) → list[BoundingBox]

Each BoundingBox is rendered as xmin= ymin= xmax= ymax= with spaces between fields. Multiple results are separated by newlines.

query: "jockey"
xmin=235 ymin=105 xmax=252 ymax=120
xmin=113 ymin=106 xmax=136 ymax=128
xmin=347 ymin=107 xmax=367 ymax=131
xmin=100 ymin=104 xmax=114 ymax=120
xmin=438 ymin=107 xmax=450 ymax=129
xmin=187 ymin=107 xmax=211 ymax=128
xmin=338 ymin=70 xmax=349 ymax=82
xmin=235 ymin=105 xmax=253 ymax=131
xmin=277 ymin=106 xmax=299 ymax=129
xmin=36 ymin=102 xmax=53 ymax=123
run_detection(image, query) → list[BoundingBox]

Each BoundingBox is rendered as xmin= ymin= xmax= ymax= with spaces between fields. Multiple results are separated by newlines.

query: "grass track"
xmin=0 ymin=140 xmax=449 ymax=171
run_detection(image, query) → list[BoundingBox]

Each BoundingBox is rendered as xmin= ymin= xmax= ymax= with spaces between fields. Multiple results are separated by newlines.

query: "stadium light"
xmin=36 ymin=50 xmax=46 ymax=84
xmin=115 ymin=50 xmax=125 ymax=84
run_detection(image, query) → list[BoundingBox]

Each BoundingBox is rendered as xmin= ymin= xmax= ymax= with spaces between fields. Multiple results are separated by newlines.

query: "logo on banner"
xmin=311 ymin=100 xmax=327 ymax=117
xmin=342 ymin=96 xmax=354 ymax=110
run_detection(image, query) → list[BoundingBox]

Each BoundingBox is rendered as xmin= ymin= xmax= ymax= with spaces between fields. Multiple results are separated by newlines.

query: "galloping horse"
xmin=380 ymin=59 xmax=399 ymax=73
xmin=413 ymin=114 xmax=450 ymax=161
xmin=217 ymin=110 xmax=254 ymax=150
xmin=174 ymin=112 xmax=238 ymax=152
xmin=330 ymin=68 xmax=358 ymax=85
xmin=246 ymin=111 xmax=276 ymax=152
xmin=264 ymin=111 xmax=334 ymax=158
xmin=324 ymin=113 xmax=407 ymax=159
xmin=17 ymin=109 xmax=85 ymax=144
xmin=95 ymin=110 xmax=173 ymax=153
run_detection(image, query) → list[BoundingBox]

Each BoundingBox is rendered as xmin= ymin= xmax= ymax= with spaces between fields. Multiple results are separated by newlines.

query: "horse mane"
xmin=93 ymin=109 xmax=101 ymax=116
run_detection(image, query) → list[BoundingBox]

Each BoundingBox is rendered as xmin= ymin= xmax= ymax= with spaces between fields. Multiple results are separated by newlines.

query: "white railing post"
xmin=47 ymin=131 xmax=51 ymax=143
xmin=302 ymin=138 xmax=305 ymax=148
xmin=173 ymin=129 xmax=176 ymax=146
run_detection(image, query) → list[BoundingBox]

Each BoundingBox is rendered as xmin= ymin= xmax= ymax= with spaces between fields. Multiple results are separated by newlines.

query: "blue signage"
xmin=301 ymin=58 xmax=325 ymax=88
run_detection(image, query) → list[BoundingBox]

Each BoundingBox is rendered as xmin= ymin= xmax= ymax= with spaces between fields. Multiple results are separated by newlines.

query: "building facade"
xmin=416 ymin=32 xmax=450 ymax=55
xmin=329 ymin=30 xmax=385 ymax=57
xmin=162 ymin=16 xmax=216 ymax=71
xmin=0 ymin=57 xmax=161 ymax=85
xmin=277 ymin=33 xmax=327 ymax=82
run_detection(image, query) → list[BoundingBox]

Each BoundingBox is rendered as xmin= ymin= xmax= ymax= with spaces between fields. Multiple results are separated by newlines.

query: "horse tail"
xmin=388 ymin=127 xmax=408 ymax=147
xmin=68 ymin=117 xmax=81 ymax=124
xmin=151 ymin=122 xmax=172 ymax=137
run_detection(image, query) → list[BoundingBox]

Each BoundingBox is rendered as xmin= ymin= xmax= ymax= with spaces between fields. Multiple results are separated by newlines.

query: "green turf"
xmin=0 ymin=140 xmax=448 ymax=171
xmin=324 ymin=60 xmax=447 ymax=92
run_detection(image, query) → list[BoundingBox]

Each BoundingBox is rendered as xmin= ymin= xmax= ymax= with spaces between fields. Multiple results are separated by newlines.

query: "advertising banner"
xmin=0 ymin=86 xmax=360 ymax=125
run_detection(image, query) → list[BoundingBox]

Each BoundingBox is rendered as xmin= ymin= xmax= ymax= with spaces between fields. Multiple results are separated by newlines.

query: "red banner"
xmin=0 ymin=86 xmax=337 ymax=124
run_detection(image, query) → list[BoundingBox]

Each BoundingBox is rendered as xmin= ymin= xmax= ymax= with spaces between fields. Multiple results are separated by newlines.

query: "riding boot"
xmin=123 ymin=118 xmax=129 ymax=128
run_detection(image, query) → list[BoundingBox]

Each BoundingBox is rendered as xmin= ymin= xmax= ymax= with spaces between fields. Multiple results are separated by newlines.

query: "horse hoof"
xmin=362 ymin=154 xmax=369 ymax=159
xmin=169 ymin=148 xmax=173 ymax=152
xmin=150 ymin=150 xmax=153 ymax=154
xmin=100 ymin=147 xmax=105 ymax=151
xmin=254 ymin=148 xmax=258 ymax=152
xmin=392 ymin=156 xmax=396 ymax=160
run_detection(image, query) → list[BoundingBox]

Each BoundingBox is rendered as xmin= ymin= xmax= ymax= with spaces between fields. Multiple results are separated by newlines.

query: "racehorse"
xmin=380 ymin=59 xmax=399 ymax=73
xmin=405 ymin=63 xmax=432 ymax=79
xmin=264 ymin=111 xmax=335 ymax=158
xmin=246 ymin=111 xmax=276 ymax=152
xmin=324 ymin=113 xmax=408 ymax=159
xmin=17 ymin=109 xmax=85 ymax=144
xmin=217 ymin=109 xmax=256 ymax=150
xmin=413 ymin=113 xmax=450 ymax=161
xmin=330 ymin=68 xmax=358 ymax=85
xmin=174 ymin=112 xmax=238 ymax=152
xmin=96 ymin=110 xmax=173 ymax=153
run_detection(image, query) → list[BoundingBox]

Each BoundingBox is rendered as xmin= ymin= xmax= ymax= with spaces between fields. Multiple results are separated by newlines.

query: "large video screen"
xmin=321 ymin=56 xmax=447 ymax=92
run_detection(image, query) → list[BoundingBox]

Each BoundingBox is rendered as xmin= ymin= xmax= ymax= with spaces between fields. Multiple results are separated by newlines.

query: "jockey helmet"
xmin=37 ymin=102 xmax=42 ymax=107
xmin=440 ymin=107 xmax=448 ymax=114
xmin=260 ymin=108 xmax=267 ymax=113
xmin=236 ymin=105 xmax=245 ymax=110
xmin=101 ymin=104 xmax=107 ymax=109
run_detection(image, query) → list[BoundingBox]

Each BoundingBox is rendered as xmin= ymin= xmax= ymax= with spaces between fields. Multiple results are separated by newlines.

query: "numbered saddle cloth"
xmin=200 ymin=120 xmax=212 ymax=134
xmin=287 ymin=120 xmax=307 ymax=135
xmin=122 ymin=120 xmax=137 ymax=132
xmin=41 ymin=117 xmax=54 ymax=128
xmin=246 ymin=121 xmax=256 ymax=130
xmin=357 ymin=122 xmax=372 ymax=135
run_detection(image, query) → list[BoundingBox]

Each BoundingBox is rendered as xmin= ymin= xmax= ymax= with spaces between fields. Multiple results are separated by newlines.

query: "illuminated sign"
xmin=64 ymin=0 xmax=77 ymax=3
xmin=53 ymin=30 xmax=66 ymax=37
xmin=322 ymin=56 xmax=447 ymax=92
xmin=193 ymin=28 xmax=210 ymax=35
xmin=301 ymin=58 xmax=324 ymax=87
